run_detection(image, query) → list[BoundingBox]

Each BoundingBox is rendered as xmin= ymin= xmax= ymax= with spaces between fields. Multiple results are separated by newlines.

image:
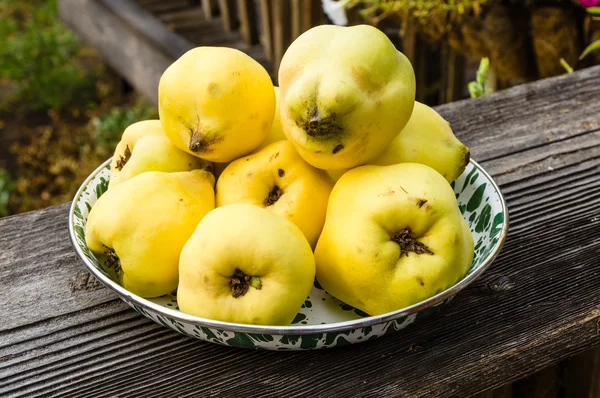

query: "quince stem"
xmin=250 ymin=276 xmax=262 ymax=290
xmin=392 ymin=228 xmax=434 ymax=257
xmin=230 ymin=269 xmax=262 ymax=298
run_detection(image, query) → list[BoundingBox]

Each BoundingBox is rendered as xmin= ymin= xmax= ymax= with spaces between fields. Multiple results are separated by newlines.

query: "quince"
xmin=159 ymin=47 xmax=275 ymax=163
xmin=370 ymin=102 xmax=470 ymax=182
xmin=216 ymin=140 xmax=333 ymax=248
xmin=278 ymin=24 xmax=415 ymax=170
xmin=212 ymin=86 xmax=286 ymax=182
xmin=108 ymin=120 xmax=211 ymax=189
xmin=86 ymin=170 xmax=215 ymax=298
xmin=325 ymin=102 xmax=470 ymax=183
xmin=256 ymin=86 xmax=286 ymax=150
xmin=178 ymin=203 xmax=315 ymax=326
xmin=315 ymin=163 xmax=474 ymax=315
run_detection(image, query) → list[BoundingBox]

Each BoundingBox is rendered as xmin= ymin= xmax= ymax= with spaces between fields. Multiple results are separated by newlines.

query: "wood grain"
xmin=58 ymin=0 xmax=186 ymax=105
xmin=136 ymin=0 xmax=270 ymax=75
xmin=272 ymin=0 xmax=291 ymax=81
xmin=101 ymin=0 xmax=192 ymax=59
xmin=201 ymin=0 xmax=217 ymax=19
xmin=257 ymin=0 xmax=273 ymax=62
xmin=236 ymin=0 xmax=258 ymax=44
xmin=2 ymin=65 xmax=600 ymax=397
xmin=218 ymin=0 xmax=238 ymax=32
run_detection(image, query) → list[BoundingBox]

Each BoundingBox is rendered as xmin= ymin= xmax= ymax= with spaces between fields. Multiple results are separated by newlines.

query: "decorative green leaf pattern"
xmin=70 ymin=160 xmax=507 ymax=350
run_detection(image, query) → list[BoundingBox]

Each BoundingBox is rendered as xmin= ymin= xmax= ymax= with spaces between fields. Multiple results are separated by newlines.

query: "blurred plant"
xmin=468 ymin=57 xmax=492 ymax=98
xmin=581 ymin=7 xmax=600 ymax=59
xmin=90 ymin=100 xmax=157 ymax=157
xmin=0 ymin=0 xmax=157 ymax=217
xmin=560 ymin=6 xmax=600 ymax=73
xmin=8 ymin=99 xmax=156 ymax=213
xmin=345 ymin=0 xmax=487 ymax=23
xmin=0 ymin=0 xmax=100 ymax=113
xmin=578 ymin=1 xmax=600 ymax=8
xmin=0 ymin=168 xmax=16 ymax=217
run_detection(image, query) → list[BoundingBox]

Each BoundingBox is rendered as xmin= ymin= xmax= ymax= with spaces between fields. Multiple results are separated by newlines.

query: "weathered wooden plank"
xmin=401 ymin=21 xmax=427 ymax=102
xmin=258 ymin=0 xmax=273 ymax=62
xmin=62 ymin=0 xmax=272 ymax=104
xmin=156 ymin=6 xmax=206 ymax=30
xmin=2 ymin=66 xmax=600 ymax=398
xmin=437 ymin=65 xmax=600 ymax=163
xmin=291 ymin=0 xmax=302 ymax=40
xmin=236 ymin=0 xmax=259 ymax=44
xmin=201 ymin=0 xmax=217 ymax=20
xmin=308 ymin=0 xmax=323 ymax=29
xmin=218 ymin=0 xmax=238 ymax=32
xmin=138 ymin=0 xmax=193 ymax=14
xmin=101 ymin=0 xmax=193 ymax=60
xmin=58 ymin=0 xmax=190 ymax=106
xmin=472 ymin=383 xmax=513 ymax=398
xmin=439 ymin=43 xmax=466 ymax=103
xmin=272 ymin=0 xmax=291 ymax=80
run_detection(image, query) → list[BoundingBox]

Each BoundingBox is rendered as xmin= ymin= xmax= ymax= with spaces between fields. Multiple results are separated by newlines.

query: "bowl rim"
xmin=68 ymin=158 xmax=509 ymax=336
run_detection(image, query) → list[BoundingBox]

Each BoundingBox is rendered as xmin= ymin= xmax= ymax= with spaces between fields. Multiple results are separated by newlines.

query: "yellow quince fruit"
xmin=315 ymin=163 xmax=474 ymax=316
xmin=108 ymin=120 xmax=211 ymax=189
xmin=256 ymin=86 xmax=286 ymax=150
xmin=158 ymin=46 xmax=275 ymax=163
xmin=216 ymin=140 xmax=334 ymax=248
xmin=178 ymin=203 xmax=315 ymax=326
xmin=86 ymin=169 xmax=215 ymax=298
xmin=278 ymin=24 xmax=416 ymax=170
xmin=325 ymin=102 xmax=470 ymax=183
xmin=212 ymin=86 xmax=287 ymax=183
xmin=370 ymin=102 xmax=470 ymax=182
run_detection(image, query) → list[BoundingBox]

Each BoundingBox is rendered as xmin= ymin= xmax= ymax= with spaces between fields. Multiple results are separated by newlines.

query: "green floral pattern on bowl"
xmin=69 ymin=158 xmax=508 ymax=350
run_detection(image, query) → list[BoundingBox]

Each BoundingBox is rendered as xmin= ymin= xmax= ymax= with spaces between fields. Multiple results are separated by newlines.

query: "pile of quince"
xmin=85 ymin=24 xmax=474 ymax=326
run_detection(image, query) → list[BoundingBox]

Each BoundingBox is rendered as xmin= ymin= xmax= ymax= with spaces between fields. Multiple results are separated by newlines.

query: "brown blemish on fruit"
xmin=417 ymin=199 xmax=427 ymax=208
xmin=417 ymin=277 xmax=425 ymax=287
xmin=378 ymin=187 xmax=395 ymax=197
xmin=332 ymin=144 xmax=344 ymax=154
xmin=269 ymin=152 xmax=280 ymax=162
xmin=103 ymin=245 xmax=121 ymax=274
xmin=115 ymin=145 xmax=131 ymax=171
xmin=351 ymin=66 xmax=380 ymax=95
xmin=459 ymin=147 xmax=471 ymax=176
xmin=207 ymin=82 xmax=219 ymax=96
xmin=278 ymin=169 xmax=285 ymax=177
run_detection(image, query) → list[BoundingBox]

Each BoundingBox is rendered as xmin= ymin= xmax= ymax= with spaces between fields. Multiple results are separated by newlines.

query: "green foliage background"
xmin=0 ymin=0 xmax=157 ymax=216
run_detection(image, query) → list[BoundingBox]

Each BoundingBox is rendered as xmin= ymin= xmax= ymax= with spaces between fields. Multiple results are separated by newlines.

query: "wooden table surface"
xmin=1 ymin=66 xmax=600 ymax=398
